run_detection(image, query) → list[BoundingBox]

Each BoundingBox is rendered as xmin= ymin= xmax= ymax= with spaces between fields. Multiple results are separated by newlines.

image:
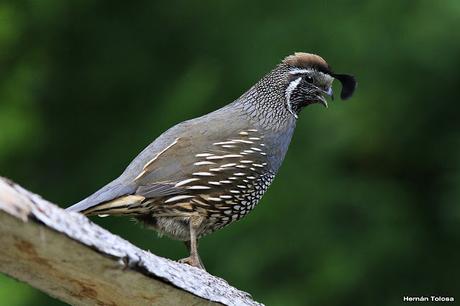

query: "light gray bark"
xmin=0 ymin=177 xmax=262 ymax=306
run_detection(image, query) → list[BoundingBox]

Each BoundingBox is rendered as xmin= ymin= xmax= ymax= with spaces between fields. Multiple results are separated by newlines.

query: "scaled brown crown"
xmin=283 ymin=52 xmax=331 ymax=74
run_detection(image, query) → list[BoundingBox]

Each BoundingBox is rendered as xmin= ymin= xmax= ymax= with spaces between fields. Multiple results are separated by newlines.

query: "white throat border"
xmin=285 ymin=77 xmax=302 ymax=119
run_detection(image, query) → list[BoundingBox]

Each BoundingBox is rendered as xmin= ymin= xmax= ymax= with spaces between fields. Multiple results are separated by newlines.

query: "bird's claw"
xmin=178 ymin=256 xmax=205 ymax=270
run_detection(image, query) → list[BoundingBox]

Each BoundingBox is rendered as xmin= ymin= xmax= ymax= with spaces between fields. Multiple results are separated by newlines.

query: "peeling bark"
xmin=0 ymin=177 xmax=262 ymax=306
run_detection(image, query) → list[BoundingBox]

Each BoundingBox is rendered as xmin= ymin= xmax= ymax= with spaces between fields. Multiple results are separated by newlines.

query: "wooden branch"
xmin=0 ymin=177 xmax=262 ymax=306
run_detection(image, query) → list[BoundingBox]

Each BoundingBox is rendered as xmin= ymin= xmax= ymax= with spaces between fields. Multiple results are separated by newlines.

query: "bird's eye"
xmin=305 ymin=75 xmax=313 ymax=83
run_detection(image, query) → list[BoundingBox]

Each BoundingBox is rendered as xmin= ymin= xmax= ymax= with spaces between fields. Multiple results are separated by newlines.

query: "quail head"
xmin=67 ymin=52 xmax=356 ymax=270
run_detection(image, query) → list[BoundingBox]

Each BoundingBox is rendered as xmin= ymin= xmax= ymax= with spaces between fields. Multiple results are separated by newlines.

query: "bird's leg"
xmin=181 ymin=239 xmax=205 ymax=270
xmin=178 ymin=216 xmax=205 ymax=270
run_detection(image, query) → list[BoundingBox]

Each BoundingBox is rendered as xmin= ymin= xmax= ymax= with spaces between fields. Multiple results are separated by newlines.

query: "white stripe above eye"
xmin=285 ymin=77 xmax=302 ymax=119
xmin=289 ymin=68 xmax=312 ymax=75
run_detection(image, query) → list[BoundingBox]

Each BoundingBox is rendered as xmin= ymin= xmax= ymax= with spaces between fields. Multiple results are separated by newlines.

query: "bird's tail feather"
xmin=77 ymin=195 xmax=146 ymax=216
xmin=66 ymin=179 xmax=138 ymax=215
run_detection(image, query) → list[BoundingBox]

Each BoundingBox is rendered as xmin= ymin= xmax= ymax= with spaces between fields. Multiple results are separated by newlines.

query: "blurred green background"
xmin=1 ymin=0 xmax=459 ymax=305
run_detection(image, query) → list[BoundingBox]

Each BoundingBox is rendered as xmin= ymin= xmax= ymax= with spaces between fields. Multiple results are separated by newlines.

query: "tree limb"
xmin=0 ymin=177 xmax=262 ymax=306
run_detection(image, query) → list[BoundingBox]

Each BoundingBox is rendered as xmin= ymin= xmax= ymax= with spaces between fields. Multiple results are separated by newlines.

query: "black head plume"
xmin=331 ymin=73 xmax=356 ymax=100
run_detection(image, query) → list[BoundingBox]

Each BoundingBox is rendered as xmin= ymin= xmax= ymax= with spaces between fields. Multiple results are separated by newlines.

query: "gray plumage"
xmin=67 ymin=52 xmax=356 ymax=269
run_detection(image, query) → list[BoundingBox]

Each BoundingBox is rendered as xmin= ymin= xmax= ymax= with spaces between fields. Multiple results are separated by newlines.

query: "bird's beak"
xmin=316 ymin=87 xmax=333 ymax=108
xmin=327 ymin=87 xmax=334 ymax=101
xmin=317 ymin=95 xmax=328 ymax=108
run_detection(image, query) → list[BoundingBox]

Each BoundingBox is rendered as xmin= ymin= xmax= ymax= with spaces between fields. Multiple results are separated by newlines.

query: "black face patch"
xmin=290 ymin=78 xmax=317 ymax=106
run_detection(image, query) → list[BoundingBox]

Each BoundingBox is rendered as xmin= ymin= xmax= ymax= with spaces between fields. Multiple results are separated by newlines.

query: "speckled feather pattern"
xmin=66 ymin=53 xmax=351 ymax=248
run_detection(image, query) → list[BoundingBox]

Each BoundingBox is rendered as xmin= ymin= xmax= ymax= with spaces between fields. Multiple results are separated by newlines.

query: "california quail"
xmin=67 ymin=52 xmax=356 ymax=269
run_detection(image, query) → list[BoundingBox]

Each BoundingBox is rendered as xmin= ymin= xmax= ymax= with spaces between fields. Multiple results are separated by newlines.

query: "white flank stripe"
xmin=196 ymin=153 xmax=213 ymax=157
xmin=192 ymin=198 xmax=209 ymax=206
xmin=193 ymin=172 xmax=214 ymax=176
xmin=220 ymin=180 xmax=231 ymax=184
xmin=165 ymin=195 xmax=194 ymax=203
xmin=206 ymin=156 xmax=223 ymax=160
xmin=220 ymin=195 xmax=233 ymax=199
xmin=213 ymin=141 xmax=236 ymax=145
xmin=221 ymin=163 xmax=237 ymax=168
xmin=206 ymin=154 xmax=243 ymax=160
xmin=210 ymin=168 xmax=224 ymax=172
xmin=194 ymin=161 xmax=215 ymax=166
xmin=207 ymin=197 xmax=222 ymax=202
xmin=187 ymin=185 xmax=211 ymax=190
xmin=239 ymin=131 xmax=249 ymax=135
xmin=134 ymin=170 xmax=147 ymax=181
xmin=143 ymin=138 xmax=180 ymax=170
xmin=240 ymin=160 xmax=254 ymax=164
xmin=223 ymin=154 xmax=243 ymax=158
xmin=251 ymin=147 xmax=262 ymax=151
xmin=231 ymin=139 xmax=253 ymax=144
xmin=253 ymin=164 xmax=264 ymax=168
xmin=247 ymin=129 xmax=258 ymax=132
xmin=234 ymin=172 xmax=246 ymax=176
xmin=249 ymin=137 xmax=261 ymax=140
xmin=175 ymin=178 xmax=200 ymax=187
xmin=208 ymin=181 xmax=221 ymax=186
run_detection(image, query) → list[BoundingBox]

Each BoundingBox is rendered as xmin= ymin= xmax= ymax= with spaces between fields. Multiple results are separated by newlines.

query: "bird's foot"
xmin=178 ymin=255 xmax=205 ymax=270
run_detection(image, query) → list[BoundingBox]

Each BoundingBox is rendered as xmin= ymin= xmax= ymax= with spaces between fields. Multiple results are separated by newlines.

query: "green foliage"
xmin=1 ymin=1 xmax=459 ymax=305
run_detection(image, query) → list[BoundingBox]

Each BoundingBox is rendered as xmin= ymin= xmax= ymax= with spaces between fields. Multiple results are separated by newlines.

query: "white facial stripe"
xmin=289 ymin=68 xmax=313 ymax=75
xmin=285 ymin=77 xmax=301 ymax=119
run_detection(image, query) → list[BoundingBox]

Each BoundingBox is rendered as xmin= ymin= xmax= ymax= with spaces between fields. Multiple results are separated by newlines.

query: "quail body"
xmin=67 ymin=52 xmax=356 ymax=269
